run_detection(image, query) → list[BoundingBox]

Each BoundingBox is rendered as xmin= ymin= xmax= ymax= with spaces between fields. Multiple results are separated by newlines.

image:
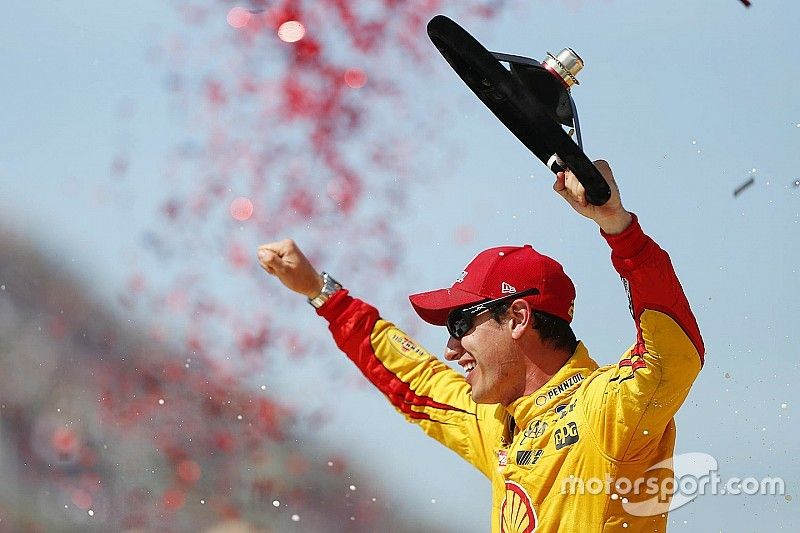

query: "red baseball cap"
xmin=409 ymin=244 xmax=576 ymax=325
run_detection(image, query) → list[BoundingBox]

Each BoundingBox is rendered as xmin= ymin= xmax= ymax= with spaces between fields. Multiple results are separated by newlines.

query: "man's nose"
xmin=444 ymin=336 xmax=463 ymax=361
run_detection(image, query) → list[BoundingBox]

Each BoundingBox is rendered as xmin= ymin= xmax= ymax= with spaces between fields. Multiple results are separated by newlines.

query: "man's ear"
xmin=509 ymin=299 xmax=533 ymax=340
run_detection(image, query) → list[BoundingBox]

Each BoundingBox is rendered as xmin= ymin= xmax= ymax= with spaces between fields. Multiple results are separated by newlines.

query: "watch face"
xmin=309 ymin=273 xmax=341 ymax=308
xmin=323 ymin=274 xmax=341 ymax=293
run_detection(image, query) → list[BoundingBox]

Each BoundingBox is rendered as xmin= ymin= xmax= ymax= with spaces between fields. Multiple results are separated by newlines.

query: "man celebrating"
xmin=257 ymin=162 xmax=704 ymax=532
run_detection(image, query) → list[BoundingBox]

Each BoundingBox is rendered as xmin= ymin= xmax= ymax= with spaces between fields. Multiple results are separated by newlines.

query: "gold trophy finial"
xmin=542 ymin=48 xmax=584 ymax=88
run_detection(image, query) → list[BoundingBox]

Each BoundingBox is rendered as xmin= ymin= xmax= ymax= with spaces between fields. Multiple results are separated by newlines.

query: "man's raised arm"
xmin=553 ymin=161 xmax=704 ymax=461
xmin=256 ymin=239 xmax=502 ymax=477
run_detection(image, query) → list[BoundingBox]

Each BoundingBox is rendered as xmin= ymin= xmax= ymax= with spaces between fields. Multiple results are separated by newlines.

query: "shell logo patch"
xmin=500 ymin=480 xmax=538 ymax=532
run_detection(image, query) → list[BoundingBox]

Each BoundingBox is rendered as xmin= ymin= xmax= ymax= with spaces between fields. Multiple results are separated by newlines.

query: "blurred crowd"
xmin=0 ymin=228 xmax=433 ymax=532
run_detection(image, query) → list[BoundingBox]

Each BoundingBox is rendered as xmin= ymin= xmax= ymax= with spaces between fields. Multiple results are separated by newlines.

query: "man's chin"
xmin=469 ymin=390 xmax=495 ymax=405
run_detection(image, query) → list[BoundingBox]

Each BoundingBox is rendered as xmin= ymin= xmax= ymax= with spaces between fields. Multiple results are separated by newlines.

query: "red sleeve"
xmin=602 ymin=213 xmax=705 ymax=364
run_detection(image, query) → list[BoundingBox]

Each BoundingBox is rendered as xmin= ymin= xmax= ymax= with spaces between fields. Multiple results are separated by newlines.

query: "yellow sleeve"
xmin=320 ymin=290 xmax=503 ymax=477
xmin=584 ymin=215 xmax=704 ymax=461
xmin=587 ymin=312 xmax=702 ymax=461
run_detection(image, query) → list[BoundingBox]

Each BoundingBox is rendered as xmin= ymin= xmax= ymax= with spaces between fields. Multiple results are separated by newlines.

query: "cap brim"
xmin=408 ymin=286 xmax=485 ymax=326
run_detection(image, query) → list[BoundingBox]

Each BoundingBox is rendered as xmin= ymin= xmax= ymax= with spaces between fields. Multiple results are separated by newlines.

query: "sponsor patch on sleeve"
xmin=387 ymin=329 xmax=431 ymax=361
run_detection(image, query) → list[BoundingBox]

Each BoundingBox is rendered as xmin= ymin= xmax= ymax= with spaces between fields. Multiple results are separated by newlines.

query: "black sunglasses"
xmin=446 ymin=287 xmax=540 ymax=340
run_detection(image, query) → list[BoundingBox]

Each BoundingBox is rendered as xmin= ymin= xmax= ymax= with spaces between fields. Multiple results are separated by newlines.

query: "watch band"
xmin=307 ymin=272 xmax=342 ymax=309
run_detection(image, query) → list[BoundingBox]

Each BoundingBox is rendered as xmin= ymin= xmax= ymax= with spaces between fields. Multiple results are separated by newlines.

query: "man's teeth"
xmin=464 ymin=362 xmax=476 ymax=374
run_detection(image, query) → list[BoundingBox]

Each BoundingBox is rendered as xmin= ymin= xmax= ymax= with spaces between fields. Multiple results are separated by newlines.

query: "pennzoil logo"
xmin=388 ymin=331 xmax=428 ymax=361
xmin=500 ymin=480 xmax=538 ymax=532
xmin=534 ymin=373 xmax=584 ymax=406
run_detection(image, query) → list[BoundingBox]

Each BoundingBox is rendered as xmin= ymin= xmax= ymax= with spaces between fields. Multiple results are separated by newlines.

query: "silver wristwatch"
xmin=307 ymin=272 xmax=343 ymax=309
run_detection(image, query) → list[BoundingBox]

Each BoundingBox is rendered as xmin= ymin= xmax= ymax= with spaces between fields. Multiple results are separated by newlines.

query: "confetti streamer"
xmin=733 ymin=175 xmax=755 ymax=197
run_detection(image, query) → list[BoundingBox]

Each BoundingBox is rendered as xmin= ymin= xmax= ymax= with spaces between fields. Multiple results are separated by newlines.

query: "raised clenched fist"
xmin=256 ymin=239 xmax=324 ymax=298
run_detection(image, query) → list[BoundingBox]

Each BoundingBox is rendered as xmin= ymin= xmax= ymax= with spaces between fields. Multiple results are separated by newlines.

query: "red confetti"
xmin=205 ymin=79 xmax=227 ymax=106
xmin=106 ymin=8 xmax=507 ymax=529
xmin=226 ymin=7 xmax=251 ymax=28
xmin=52 ymin=427 xmax=79 ymax=457
xmin=163 ymin=488 xmax=185 ymax=511
xmin=228 ymin=242 xmax=250 ymax=269
xmin=344 ymin=68 xmax=367 ymax=88
xmin=237 ymin=326 xmax=270 ymax=353
xmin=177 ymin=460 xmax=202 ymax=484
xmin=230 ymin=196 xmax=254 ymax=221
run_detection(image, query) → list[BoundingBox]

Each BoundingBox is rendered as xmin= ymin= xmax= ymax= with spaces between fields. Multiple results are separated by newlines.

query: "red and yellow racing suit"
xmin=317 ymin=215 xmax=704 ymax=532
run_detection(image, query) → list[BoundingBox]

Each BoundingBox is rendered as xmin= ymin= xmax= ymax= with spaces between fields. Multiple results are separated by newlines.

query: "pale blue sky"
xmin=1 ymin=1 xmax=799 ymax=531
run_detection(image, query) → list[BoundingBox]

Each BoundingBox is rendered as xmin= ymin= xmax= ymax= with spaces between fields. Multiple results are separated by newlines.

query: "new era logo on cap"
xmin=409 ymin=244 xmax=577 ymax=326
xmin=501 ymin=282 xmax=517 ymax=294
